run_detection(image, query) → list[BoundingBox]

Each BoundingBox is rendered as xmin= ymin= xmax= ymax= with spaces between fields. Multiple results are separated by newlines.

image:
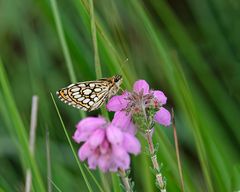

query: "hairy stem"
xmin=118 ymin=168 xmax=132 ymax=192
xmin=145 ymin=129 xmax=166 ymax=192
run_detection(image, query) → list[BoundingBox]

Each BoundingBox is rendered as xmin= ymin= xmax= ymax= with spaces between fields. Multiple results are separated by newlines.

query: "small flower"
xmin=154 ymin=107 xmax=171 ymax=126
xmin=111 ymin=111 xmax=136 ymax=135
xmin=107 ymin=79 xmax=171 ymax=127
xmin=73 ymin=116 xmax=141 ymax=172
xmin=72 ymin=116 xmax=106 ymax=143
xmin=133 ymin=80 xmax=149 ymax=95
xmin=106 ymin=92 xmax=129 ymax=112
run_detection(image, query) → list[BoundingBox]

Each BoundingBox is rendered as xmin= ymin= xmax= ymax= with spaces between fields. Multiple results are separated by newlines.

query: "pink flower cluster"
xmin=73 ymin=79 xmax=171 ymax=172
xmin=107 ymin=80 xmax=171 ymax=126
xmin=73 ymin=116 xmax=140 ymax=172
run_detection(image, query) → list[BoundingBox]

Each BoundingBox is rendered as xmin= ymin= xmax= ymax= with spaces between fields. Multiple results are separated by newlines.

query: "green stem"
xmin=50 ymin=0 xmax=77 ymax=83
xmin=89 ymin=0 xmax=108 ymax=118
xmin=89 ymin=0 xmax=102 ymax=79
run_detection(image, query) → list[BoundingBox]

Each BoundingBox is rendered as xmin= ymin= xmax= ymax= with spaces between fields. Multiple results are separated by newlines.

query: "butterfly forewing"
xmin=56 ymin=75 xmax=122 ymax=111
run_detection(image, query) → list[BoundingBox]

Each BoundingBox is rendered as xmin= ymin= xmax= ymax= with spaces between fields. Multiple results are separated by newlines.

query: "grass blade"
xmin=50 ymin=93 xmax=93 ymax=192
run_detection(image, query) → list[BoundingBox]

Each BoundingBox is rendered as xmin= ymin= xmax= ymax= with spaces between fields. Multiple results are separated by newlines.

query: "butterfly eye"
xmin=114 ymin=75 xmax=122 ymax=82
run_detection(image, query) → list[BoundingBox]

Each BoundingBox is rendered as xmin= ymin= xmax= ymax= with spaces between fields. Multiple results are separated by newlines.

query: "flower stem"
xmin=145 ymin=129 xmax=166 ymax=192
xmin=118 ymin=168 xmax=132 ymax=192
xmin=171 ymin=109 xmax=185 ymax=192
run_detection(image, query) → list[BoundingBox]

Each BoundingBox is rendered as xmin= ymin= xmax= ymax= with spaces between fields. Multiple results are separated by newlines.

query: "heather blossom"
xmin=106 ymin=79 xmax=171 ymax=129
xmin=73 ymin=116 xmax=140 ymax=172
xmin=107 ymin=79 xmax=171 ymax=191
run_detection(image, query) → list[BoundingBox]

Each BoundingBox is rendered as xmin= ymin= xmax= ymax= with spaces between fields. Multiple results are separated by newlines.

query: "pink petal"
xmin=106 ymin=155 xmax=119 ymax=172
xmin=88 ymin=153 xmax=99 ymax=169
xmin=72 ymin=129 xmax=84 ymax=143
xmin=112 ymin=111 xmax=137 ymax=134
xmin=76 ymin=116 xmax=106 ymax=132
xmin=106 ymin=124 xmax=123 ymax=145
xmin=112 ymin=111 xmax=131 ymax=130
xmin=98 ymin=154 xmax=111 ymax=172
xmin=126 ymin=121 xmax=137 ymax=135
xmin=100 ymin=140 xmax=110 ymax=154
xmin=123 ymin=133 xmax=141 ymax=155
xmin=133 ymin=80 xmax=149 ymax=95
xmin=154 ymin=107 xmax=171 ymax=126
xmin=106 ymin=92 xmax=129 ymax=112
xmin=153 ymin=90 xmax=167 ymax=105
xmin=73 ymin=128 xmax=96 ymax=143
xmin=88 ymin=129 xmax=105 ymax=148
xmin=78 ymin=142 xmax=93 ymax=161
xmin=74 ymin=116 xmax=106 ymax=143
xmin=112 ymin=145 xmax=130 ymax=170
xmin=109 ymin=162 xmax=118 ymax=172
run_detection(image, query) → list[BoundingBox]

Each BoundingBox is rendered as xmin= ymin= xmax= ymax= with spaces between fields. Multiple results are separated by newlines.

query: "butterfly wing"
xmin=56 ymin=80 xmax=111 ymax=111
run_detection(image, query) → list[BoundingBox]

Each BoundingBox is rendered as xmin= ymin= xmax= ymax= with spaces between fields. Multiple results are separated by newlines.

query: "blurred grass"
xmin=0 ymin=0 xmax=240 ymax=191
xmin=0 ymin=59 xmax=45 ymax=191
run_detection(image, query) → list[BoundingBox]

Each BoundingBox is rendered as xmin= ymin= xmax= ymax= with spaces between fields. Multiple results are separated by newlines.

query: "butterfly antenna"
xmin=119 ymin=58 xmax=129 ymax=71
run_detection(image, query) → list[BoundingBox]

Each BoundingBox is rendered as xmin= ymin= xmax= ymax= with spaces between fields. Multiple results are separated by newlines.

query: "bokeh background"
xmin=0 ymin=0 xmax=240 ymax=191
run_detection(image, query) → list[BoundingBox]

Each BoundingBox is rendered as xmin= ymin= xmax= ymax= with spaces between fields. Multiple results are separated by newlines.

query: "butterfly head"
xmin=113 ymin=75 xmax=122 ymax=87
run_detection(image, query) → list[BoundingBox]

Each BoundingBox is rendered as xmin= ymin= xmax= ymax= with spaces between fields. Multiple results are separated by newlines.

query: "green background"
xmin=0 ymin=0 xmax=240 ymax=191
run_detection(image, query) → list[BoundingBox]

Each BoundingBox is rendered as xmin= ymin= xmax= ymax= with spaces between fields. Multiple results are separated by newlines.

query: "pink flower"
xmin=72 ymin=116 xmax=106 ymax=143
xmin=133 ymin=80 xmax=149 ymax=95
xmin=107 ymin=79 xmax=171 ymax=127
xmin=106 ymin=92 xmax=129 ymax=112
xmin=112 ymin=111 xmax=136 ymax=135
xmin=73 ymin=116 xmax=141 ymax=172
xmin=154 ymin=107 xmax=171 ymax=126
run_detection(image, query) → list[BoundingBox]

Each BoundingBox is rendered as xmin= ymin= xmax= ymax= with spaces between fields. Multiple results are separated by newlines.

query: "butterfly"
xmin=56 ymin=75 xmax=122 ymax=111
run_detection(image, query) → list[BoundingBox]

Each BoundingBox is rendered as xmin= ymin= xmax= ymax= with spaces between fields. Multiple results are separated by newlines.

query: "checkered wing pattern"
xmin=56 ymin=75 xmax=122 ymax=111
